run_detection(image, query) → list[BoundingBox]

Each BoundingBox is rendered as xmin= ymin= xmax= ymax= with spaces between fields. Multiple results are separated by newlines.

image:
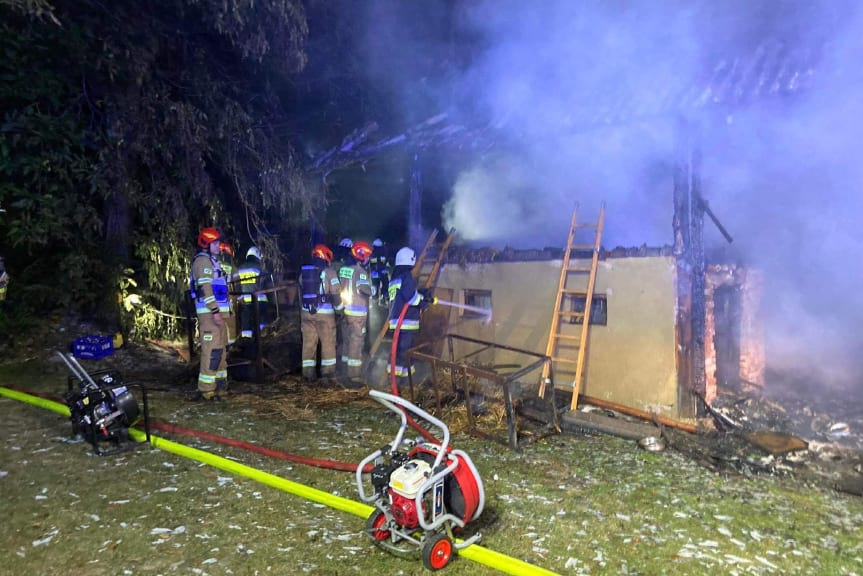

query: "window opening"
xmin=568 ymin=293 xmax=607 ymax=325
xmin=463 ymin=289 xmax=492 ymax=319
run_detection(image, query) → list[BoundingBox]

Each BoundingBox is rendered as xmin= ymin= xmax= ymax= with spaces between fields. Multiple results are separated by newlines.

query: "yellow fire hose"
xmin=0 ymin=386 xmax=561 ymax=576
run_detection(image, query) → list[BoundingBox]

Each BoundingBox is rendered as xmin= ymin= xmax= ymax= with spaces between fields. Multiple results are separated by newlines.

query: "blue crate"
xmin=72 ymin=335 xmax=114 ymax=360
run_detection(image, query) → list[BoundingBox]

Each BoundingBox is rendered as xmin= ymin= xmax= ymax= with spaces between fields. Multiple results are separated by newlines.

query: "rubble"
xmin=664 ymin=378 xmax=863 ymax=496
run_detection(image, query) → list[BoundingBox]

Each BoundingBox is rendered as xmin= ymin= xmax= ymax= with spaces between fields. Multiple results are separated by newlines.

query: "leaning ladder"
xmin=366 ymin=227 xmax=456 ymax=362
xmin=538 ymin=204 xmax=605 ymax=410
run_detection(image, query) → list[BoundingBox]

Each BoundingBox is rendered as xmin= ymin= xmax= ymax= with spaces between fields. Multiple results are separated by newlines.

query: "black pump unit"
xmin=58 ymin=351 xmax=150 ymax=456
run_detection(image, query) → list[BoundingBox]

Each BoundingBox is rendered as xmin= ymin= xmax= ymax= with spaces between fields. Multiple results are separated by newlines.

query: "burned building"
xmin=428 ymin=243 xmax=765 ymax=421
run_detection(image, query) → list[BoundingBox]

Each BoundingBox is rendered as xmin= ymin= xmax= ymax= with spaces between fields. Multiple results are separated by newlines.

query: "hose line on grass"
xmin=0 ymin=386 xmax=562 ymax=576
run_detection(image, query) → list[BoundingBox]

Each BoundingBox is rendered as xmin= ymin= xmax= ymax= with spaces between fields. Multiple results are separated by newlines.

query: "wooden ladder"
xmin=538 ymin=204 xmax=605 ymax=410
xmin=366 ymin=227 xmax=456 ymax=361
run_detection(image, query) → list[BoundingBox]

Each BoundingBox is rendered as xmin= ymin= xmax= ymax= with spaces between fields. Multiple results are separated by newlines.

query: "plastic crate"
xmin=72 ymin=335 xmax=114 ymax=360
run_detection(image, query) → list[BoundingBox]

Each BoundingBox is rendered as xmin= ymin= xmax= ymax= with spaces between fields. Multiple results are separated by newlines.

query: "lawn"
xmin=1 ymin=352 xmax=862 ymax=576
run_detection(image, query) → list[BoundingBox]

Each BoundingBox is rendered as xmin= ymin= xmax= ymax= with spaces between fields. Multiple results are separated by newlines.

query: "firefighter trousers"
xmin=198 ymin=312 xmax=228 ymax=394
xmin=387 ymin=329 xmax=417 ymax=388
xmin=343 ymin=314 xmax=368 ymax=379
xmin=301 ymin=311 xmax=337 ymax=379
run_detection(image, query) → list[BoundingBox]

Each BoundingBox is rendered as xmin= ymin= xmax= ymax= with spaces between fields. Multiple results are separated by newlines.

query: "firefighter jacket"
xmin=190 ymin=251 xmax=231 ymax=315
xmin=370 ymin=252 xmax=389 ymax=280
xmin=338 ymin=261 xmax=372 ymax=316
xmin=388 ymin=267 xmax=426 ymax=331
xmin=237 ymin=255 xmax=268 ymax=305
xmin=299 ymin=262 xmax=342 ymax=315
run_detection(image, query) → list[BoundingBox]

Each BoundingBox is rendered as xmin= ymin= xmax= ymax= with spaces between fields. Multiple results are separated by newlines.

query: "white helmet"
xmin=339 ymin=237 xmax=353 ymax=248
xmin=246 ymin=246 xmax=261 ymax=260
xmin=395 ymin=247 xmax=416 ymax=267
xmin=372 ymin=238 xmax=383 ymax=247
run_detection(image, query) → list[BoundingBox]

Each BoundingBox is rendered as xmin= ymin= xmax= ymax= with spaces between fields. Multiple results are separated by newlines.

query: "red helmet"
xmin=351 ymin=241 xmax=373 ymax=261
xmin=312 ymin=244 xmax=334 ymax=264
xmin=219 ymin=242 xmax=234 ymax=257
xmin=197 ymin=227 xmax=221 ymax=249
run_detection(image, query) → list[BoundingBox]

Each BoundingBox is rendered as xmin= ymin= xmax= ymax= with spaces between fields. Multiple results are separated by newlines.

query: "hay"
xmin=228 ymin=380 xmax=374 ymax=421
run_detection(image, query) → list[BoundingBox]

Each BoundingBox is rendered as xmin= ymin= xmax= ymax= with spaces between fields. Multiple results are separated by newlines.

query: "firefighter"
xmin=218 ymin=242 xmax=238 ymax=347
xmin=333 ymin=237 xmax=353 ymax=370
xmin=334 ymin=237 xmax=353 ymax=271
xmin=299 ymin=244 xmax=343 ymax=382
xmin=370 ymin=238 xmax=390 ymax=306
xmin=189 ymin=227 xmax=231 ymax=401
xmin=0 ymin=256 xmax=8 ymax=302
xmin=237 ymin=246 xmax=269 ymax=339
xmin=338 ymin=240 xmax=373 ymax=382
xmin=387 ymin=247 xmax=435 ymax=388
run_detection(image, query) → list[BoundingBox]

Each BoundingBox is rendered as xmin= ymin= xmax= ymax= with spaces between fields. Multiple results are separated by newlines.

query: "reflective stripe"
xmin=303 ymin=305 xmax=335 ymax=315
xmin=198 ymin=373 xmax=216 ymax=384
xmin=344 ymin=305 xmax=368 ymax=316
xmin=321 ymin=358 xmax=337 ymax=367
xmin=408 ymin=291 xmax=422 ymax=306
xmin=240 ymin=294 xmax=268 ymax=303
xmin=389 ymin=318 xmax=420 ymax=330
xmin=302 ymin=359 xmax=316 ymax=368
xmin=386 ymin=364 xmax=414 ymax=376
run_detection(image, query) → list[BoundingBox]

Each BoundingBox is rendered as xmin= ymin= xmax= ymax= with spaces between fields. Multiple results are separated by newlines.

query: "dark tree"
xmin=1 ymin=0 xmax=316 ymax=338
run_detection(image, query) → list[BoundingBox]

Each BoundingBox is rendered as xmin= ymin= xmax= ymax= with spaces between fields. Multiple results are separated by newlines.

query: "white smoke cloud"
xmin=351 ymin=0 xmax=863 ymax=392
xmin=438 ymin=0 xmax=863 ymax=392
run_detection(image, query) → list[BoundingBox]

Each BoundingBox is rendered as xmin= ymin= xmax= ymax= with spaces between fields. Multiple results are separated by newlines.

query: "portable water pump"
xmin=58 ymin=351 xmax=149 ymax=456
xmin=356 ymin=390 xmax=485 ymax=571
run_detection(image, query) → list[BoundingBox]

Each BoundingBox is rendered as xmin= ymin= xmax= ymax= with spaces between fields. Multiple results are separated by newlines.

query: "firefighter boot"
xmin=215 ymin=378 xmax=228 ymax=401
xmin=187 ymin=390 xmax=217 ymax=402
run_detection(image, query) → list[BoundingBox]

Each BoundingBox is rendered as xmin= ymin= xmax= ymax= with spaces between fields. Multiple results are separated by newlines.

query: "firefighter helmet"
xmin=197 ymin=227 xmax=221 ymax=248
xmin=312 ymin=244 xmax=334 ymax=264
xmin=372 ymin=238 xmax=383 ymax=247
xmin=246 ymin=246 xmax=261 ymax=260
xmin=351 ymin=241 xmax=373 ymax=262
xmin=220 ymin=242 xmax=234 ymax=257
xmin=339 ymin=237 xmax=353 ymax=248
xmin=395 ymin=247 xmax=416 ymax=267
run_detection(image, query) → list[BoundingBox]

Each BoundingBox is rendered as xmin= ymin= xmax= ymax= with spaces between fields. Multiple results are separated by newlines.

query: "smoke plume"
xmin=351 ymin=0 xmax=863 ymax=392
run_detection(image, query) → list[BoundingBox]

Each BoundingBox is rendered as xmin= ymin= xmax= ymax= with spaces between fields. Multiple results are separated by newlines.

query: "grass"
xmin=1 ymin=354 xmax=862 ymax=576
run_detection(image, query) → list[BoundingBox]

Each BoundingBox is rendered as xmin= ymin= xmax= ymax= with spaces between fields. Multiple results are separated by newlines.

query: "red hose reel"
xmin=355 ymin=390 xmax=485 ymax=571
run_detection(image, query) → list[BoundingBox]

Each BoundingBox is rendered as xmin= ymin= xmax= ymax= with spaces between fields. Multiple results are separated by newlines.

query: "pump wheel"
xmin=366 ymin=511 xmax=391 ymax=542
xmin=422 ymin=532 xmax=453 ymax=571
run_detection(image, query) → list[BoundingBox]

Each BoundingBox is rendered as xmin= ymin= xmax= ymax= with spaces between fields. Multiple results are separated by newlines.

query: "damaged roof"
xmin=308 ymin=38 xmax=829 ymax=176
xmin=558 ymin=40 xmax=819 ymax=131
xmin=444 ymin=244 xmax=677 ymax=264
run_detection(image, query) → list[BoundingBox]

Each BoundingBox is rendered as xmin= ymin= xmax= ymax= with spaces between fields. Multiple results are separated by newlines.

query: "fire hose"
xmin=1 ymin=385 xmax=562 ymax=576
xmin=1 ymin=385 xmax=372 ymax=473
xmin=389 ymin=300 xmax=440 ymax=445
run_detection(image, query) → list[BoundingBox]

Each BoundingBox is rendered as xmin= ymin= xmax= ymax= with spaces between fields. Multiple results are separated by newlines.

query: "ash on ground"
xmin=664 ymin=377 xmax=863 ymax=496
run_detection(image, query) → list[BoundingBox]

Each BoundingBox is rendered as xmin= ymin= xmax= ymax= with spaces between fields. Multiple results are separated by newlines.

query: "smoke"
xmin=444 ymin=0 xmax=863 ymax=392
xmin=349 ymin=0 xmax=863 ymax=392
